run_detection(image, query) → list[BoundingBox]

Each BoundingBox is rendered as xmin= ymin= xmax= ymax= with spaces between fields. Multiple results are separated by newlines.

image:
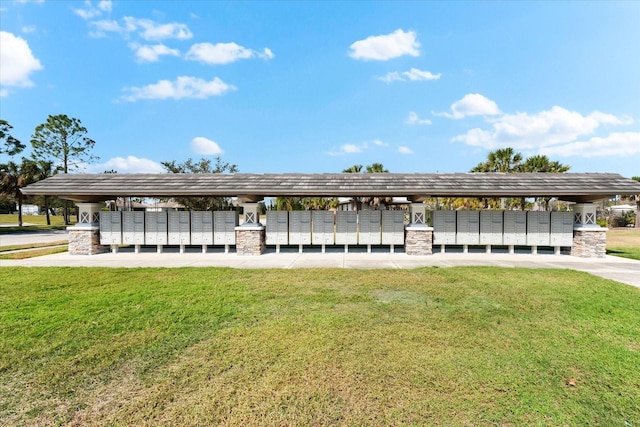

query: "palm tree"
xmin=31 ymin=159 xmax=58 ymax=225
xmin=0 ymin=159 xmax=37 ymax=226
xmin=632 ymin=177 xmax=640 ymax=228
xmin=343 ymin=164 xmax=363 ymax=173
xmin=520 ymin=155 xmax=570 ymax=210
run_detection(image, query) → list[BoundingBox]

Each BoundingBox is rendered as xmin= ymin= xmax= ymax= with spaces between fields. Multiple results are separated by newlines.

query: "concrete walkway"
xmin=2 ymin=248 xmax=639 ymax=289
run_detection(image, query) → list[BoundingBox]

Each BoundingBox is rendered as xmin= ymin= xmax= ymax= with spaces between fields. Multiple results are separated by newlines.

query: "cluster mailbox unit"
xmin=526 ymin=211 xmax=551 ymax=252
xmin=289 ymin=211 xmax=312 ymax=252
xmin=191 ymin=211 xmax=214 ymax=252
xmin=312 ymin=210 xmax=335 ymax=252
xmin=480 ymin=210 xmax=504 ymax=251
xmin=358 ymin=210 xmax=382 ymax=252
xmin=265 ymin=211 xmax=289 ymax=252
xmin=122 ymin=211 xmax=145 ymax=251
xmin=335 ymin=210 xmax=358 ymax=251
xmin=550 ymin=211 xmax=574 ymax=253
xmin=145 ymin=211 xmax=168 ymax=251
xmin=456 ymin=210 xmax=480 ymax=250
xmin=98 ymin=210 xmax=239 ymax=253
xmin=433 ymin=210 xmax=457 ymax=250
xmin=213 ymin=211 xmax=239 ymax=253
xmin=503 ymin=210 xmax=528 ymax=251
xmin=382 ymin=210 xmax=405 ymax=253
xmin=99 ymin=211 xmax=123 ymax=249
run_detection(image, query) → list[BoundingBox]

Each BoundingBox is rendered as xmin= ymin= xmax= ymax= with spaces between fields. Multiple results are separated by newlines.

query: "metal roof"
xmin=21 ymin=172 xmax=640 ymax=203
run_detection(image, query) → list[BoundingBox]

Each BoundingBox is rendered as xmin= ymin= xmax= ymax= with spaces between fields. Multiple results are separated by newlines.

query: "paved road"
xmin=2 ymin=245 xmax=639 ymax=289
xmin=0 ymin=230 xmax=68 ymax=246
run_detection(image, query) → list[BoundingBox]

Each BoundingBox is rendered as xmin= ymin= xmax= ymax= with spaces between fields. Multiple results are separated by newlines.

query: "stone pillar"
xmin=404 ymin=202 xmax=433 ymax=255
xmin=571 ymin=203 xmax=608 ymax=258
xmin=235 ymin=226 xmax=266 ymax=255
xmin=67 ymin=202 xmax=108 ymax=255
xmin=235 ymin=201 xmax=265 ymax=255
xmin=405 ymin=225 xmax=434 ymax=255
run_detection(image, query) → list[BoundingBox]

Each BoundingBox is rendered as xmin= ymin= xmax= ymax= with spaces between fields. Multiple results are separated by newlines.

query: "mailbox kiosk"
xmin=480 ymin=210 xmax=504 ymax=252
xmin=266 ymin=211 xmax=289 ymax=253
xmin=289 ymin=211 xmax=311 ymax=252
xmin=433 ymin=210 xmax=456 ymax=251
xmin=122 ymin=211 xmax=145 ymax=253
xmin=168 ymin=211 xmax=190 ymax=252
xmin=456 ymin=210 xmax=480 ymax=251
xmin=358 ymin=210 xmax=381 ymax=252
xmin=503 ymin=210 xmax=527 ymax=253
xmin=100 ymin=211 xmax=122 ymax=252
xmin=214 ymin=211 xmax=239 ymax=253
xmin=382 ymin=210 xmax=404 ymax=253
xmin=527 ymin=211 xmax=551 ymax=253
xmin=312 ymin=210 xmax=335 ymax=252
xmin=335 ymin=210 xmax=357 ymax=252
xmin=191 ymin=211 xmax=214 ymax=253
xmin=145 ymin=211 xmax=168 ymax=252
xmin=550 ymin=211 xmax=573 ymax=253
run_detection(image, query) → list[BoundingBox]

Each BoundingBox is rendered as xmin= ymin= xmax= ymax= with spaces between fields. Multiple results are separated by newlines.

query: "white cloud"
xmin=349 ymin=29 xmax=420 ymax=61
xmin=539 ymin=132 xmax=640 ymax=158
xmin=191 ymin=136 xmax=223 ymax=155
xmin=129 ymin=43 xmax=180 ymax=62
xmin=21 ymin=25 xmax=36 ymax=33
xmin=124 ymin=17 xmax=192 ymax=41
xmin=405 ymin=112 xmax=432 ymax=125
xmin=377 ymin=72 xmax=404 ymax=83
xmin=452 ymin=106 xmax=634 ymax=150
xmin=403 ymin=68 xmax=441 ymax=81
xmin=90 ymin=17 xmax=192 ymax=40
xmin=185 ymin=42 xmax=274 ymax=65
xmin=398 ymin=146 xmax=413 ymax=154
xmin=328 ymin=140 xmax=392 ymax=156
xmin=378 ymin=68 xmax=441 ymax=83
xmin=89 ymin=156 xmax=165 ymax=173
xmin=74 ymin=0 xmax=112 ymax=20
xmin=89 ymin=19 xmax=130 ymax=37
xmin=437 ymin=93 xmax=501 ymax=119
xmin=0 ymin=31 xmax=43 ymax=96
xmin=121 ymin=76 xmax=236 ymax=101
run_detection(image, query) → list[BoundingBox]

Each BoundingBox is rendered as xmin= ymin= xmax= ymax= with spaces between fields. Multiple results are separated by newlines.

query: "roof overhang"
xmin=21 ymin=172 xmax=640 ymax=204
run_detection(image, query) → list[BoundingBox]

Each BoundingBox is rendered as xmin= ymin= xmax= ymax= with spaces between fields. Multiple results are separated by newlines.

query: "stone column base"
xmin=67 ymin=226 xmax=109 ymax=255
xmin=235 ymin=226 xmax=266 ymax=256
xmin=405 ymin=226 xmax=433 ymax=256
xmin=571 ymin=227 xmax=608 ymax=258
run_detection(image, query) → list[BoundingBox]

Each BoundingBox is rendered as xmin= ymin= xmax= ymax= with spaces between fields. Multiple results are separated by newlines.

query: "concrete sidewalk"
xmin=2 ymin=249 xmax=639 ymax=289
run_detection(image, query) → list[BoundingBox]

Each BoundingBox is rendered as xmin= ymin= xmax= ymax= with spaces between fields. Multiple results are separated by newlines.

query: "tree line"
xmin=2 ymin=117 xmax=637 ymax=227
xmin=1 ymin=116 xmax=96 ymax=226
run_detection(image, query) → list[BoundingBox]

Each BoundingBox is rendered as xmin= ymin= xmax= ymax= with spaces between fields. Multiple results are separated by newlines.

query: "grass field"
xmin=607 ymin=228 xmax=640 ymax=260
xmin=1 ymin=267 xmax=638 ymax=426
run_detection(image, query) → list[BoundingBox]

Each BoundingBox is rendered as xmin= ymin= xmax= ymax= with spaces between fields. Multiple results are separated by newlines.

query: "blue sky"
xmin=1 ymin=0 xmax=639 ymax=177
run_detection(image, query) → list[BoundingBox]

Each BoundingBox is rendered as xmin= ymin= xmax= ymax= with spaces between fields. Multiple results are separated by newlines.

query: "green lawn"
xmin=1 ymin=267 xmax=638 ymax=426
xmin=607 ymin=228 xmax=640 ymax=260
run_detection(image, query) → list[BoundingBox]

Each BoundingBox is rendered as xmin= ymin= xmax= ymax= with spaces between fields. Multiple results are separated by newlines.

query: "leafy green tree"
xmin=343 ymin=163 xmax=391 ymax=209
xmin=161 ymin=157 xmax=238 ymax=211
xmin=519 ymin=155 xmax=570 ymax=210
xmin=31 ymin=114 xmax=98 ymax=223
xmin=0 ymin=119 xmax=25 ymax=156
xmin=0 ymin=158 xmax=38 ymax=226
xmin=30 ymin=159 xmax=58 ymax=225
xmin=471 ymin=149 xmax=570 ymax=210
xmin=633 ymin=176 xmax=640 ymax=229
xmin=471 ymin=147 xmax=523 ymax=173
xmin=342 ymin=164 xmax=363 ymax=173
